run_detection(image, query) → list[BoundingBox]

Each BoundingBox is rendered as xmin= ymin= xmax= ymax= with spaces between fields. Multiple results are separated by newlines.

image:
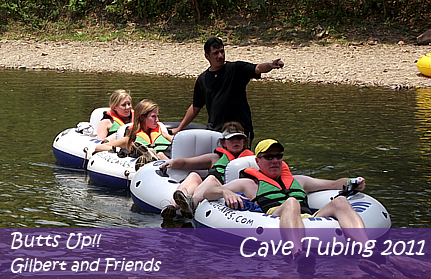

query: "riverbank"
xmin=1 ymin=39 xmax=430 ymax=88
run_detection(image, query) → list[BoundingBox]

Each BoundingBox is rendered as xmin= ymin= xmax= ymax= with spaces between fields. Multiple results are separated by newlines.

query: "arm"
xmin=105 ymin=132 xmax=117 ymax=142
xmin=96 ymin=119 xmax=112 ymax=140
xmin=160 ymin=153 xmax=220 ymax=171
xmin=162 ymin=132 xmax=173 ymax=142
xmin=203 ymin=178 xmax=258 ymax=210
xmin=255 ymin=58 xmax=284 ymax=75
xmin=294 ymin=175 xmax=366 ymax=194
xmin=158 ymin=122 xmax=173 ymax=142
xmin=94 ymin=137 xmax=128 ymax=153
xmin=171 ymin=104 xmax=201 ymax=135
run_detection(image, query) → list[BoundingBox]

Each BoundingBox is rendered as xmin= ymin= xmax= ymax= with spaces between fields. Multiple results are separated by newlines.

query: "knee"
xmin=331 ymin=196 xmax=351 ymax=210
xmin=188 ymin=172 xmax=203 ymax=183
xmin=280 ymin=197 xmax=301 ymax=215
xmin=205 ymin=175 xmax=222 ymax=185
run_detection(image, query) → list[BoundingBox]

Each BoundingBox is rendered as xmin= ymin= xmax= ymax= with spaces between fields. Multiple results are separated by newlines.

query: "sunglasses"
xmin=258 ymin=153 xmax=284 ymax=160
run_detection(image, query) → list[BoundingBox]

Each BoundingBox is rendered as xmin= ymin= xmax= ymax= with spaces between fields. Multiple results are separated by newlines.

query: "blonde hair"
xmin=218 ymin=121 xmax=249 ymax=149
xmin=127 ymin=99 xmax=158 ymax=148
xmin=109 ymin=89 xmax=131 ymax=111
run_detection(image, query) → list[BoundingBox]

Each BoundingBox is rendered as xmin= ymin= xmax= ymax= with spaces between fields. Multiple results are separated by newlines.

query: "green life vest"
xmin=105 ymin=109 xmax=134 ymax=133
xmin=208 ymin=147 xmax=254 ymax=184
xmin=135 ymin=126 xmax=171 ymax=152
xmin=242 ymin=162 xmax=310 ymax=213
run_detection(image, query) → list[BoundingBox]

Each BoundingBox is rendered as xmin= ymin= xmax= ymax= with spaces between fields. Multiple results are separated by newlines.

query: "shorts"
xmin=266 ymin=206 xmax=320 ymax=218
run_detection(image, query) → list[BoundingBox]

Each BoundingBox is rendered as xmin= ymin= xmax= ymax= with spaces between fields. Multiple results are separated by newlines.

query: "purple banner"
xmin=1 ymin=228 xmax=429 ymax=278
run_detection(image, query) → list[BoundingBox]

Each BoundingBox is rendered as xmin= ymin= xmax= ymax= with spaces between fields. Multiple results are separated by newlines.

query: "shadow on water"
xmin=0 ymin=69 xmax=430 ymax=229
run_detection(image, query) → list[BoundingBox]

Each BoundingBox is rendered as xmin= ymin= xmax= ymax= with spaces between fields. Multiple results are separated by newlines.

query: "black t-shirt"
xmin=193 ymin=61 xmax=260 ymax=135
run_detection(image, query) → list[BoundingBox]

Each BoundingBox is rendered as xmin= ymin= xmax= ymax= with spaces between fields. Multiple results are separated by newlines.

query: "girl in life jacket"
xmin=96 ymin=89 xmax=134 ymax=141
xmin=158 ymin=121 xmax=254 ymax=219
xmin=94 ymin=99 xmax=173 ymax=160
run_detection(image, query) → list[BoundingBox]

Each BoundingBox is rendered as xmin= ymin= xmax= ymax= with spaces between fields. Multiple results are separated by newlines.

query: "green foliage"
xmin=2 ymin=0 xmax=428 ymax=26
xmin=1 ymin=0 xmax=430 ymax=42
xmin=1 ymin=0 xmax=67 ymax=28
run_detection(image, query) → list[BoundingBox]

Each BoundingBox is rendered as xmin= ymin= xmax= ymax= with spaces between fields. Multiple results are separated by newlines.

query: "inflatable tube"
xmin=86 ymin=123 xmax=210 ymax=188
xmin=53 ymin=128 xmax=101 ymax=168
xmin=130 ymin=160 xmax=185 ymax=211
xmin=53 ymin=107 xmax=109 ymax=168
xmin=194 ymin=190 xmax=391 ymax=245
xmin=194 ymin=156 xmax=391 ymax=245
xmin=130 ymin=129 xmax=223 ymax=211
xmin=115 ymin=122 xmax=133 ymax=140
xmin=87 ymin=151 xmax=137 ymax=189
xmin=163 ymin=122 xmax=207 ymax=130
xmin=417 ymin=53 xmax=431 ymax=77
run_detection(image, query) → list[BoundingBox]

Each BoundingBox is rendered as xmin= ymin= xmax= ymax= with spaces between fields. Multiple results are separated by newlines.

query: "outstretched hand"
xmin=272 ymin=58 xmax=284 ymax=69
xmin=256 ymin=59 xmax=284 ymax=74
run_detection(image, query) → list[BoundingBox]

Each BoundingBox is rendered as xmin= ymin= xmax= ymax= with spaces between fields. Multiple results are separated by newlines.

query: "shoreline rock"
xmin=1 ymin=40 xmax=431 ymax=88
xmin=417 ymin=29 xmax=431 ymax=45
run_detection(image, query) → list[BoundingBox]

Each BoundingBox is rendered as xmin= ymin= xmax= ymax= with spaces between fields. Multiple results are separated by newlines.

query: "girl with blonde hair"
xmin=94 ymin=99 xmax=172 ymax=160
xmin=97 ymin=89 xmax=133 ymax=140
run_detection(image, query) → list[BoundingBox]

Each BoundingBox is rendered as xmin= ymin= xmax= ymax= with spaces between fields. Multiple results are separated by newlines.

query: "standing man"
xmin=171 ymin=37 xmax=284 ymax=147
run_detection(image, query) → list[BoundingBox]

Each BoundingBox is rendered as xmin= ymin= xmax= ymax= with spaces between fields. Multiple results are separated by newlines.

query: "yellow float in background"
xmin=417 ymin=53 xmax=431 ymax=77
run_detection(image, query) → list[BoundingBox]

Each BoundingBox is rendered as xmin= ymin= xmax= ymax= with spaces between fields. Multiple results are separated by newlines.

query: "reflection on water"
xmin=416 ymin=88 xmax=431 ymax=176
xmin=0 ymin=69 xmax=430 ymax=229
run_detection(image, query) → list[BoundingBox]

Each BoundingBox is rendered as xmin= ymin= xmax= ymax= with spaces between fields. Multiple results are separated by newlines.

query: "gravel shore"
xmin=1 ymin=39 xmax=430 ymax=88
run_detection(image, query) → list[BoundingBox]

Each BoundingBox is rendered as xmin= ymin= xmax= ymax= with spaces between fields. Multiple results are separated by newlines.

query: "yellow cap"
xmin=254 ymin=139 xmax=284 ymax=155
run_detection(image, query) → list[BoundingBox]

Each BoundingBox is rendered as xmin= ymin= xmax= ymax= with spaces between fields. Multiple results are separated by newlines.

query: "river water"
xmin=1 ymin=69 xmax=430 ymax=229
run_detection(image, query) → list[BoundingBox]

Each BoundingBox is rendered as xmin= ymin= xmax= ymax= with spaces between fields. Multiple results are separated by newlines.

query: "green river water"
xmin=1 ymin=69 xmax=430 ymax=228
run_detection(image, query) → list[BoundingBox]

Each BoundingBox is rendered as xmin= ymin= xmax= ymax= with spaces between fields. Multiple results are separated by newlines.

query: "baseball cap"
xmin=221 ymin=123 xmax=247 ymax=139
xmin=255 ymin=139 xmax=284 ymax=155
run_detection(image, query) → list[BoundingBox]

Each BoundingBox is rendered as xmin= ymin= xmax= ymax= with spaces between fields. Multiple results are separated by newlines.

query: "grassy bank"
xmin=2 ymin=16 xmax=426 ymax=46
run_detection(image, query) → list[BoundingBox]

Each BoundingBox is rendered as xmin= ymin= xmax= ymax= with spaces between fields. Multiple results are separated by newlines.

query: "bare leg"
xmin=172 ymin=175 xmax=222 ymax=218
xmin=171 ymin=172 xmax=202 ymax=209
xmin=315 ymin=196 xmax=369 ymax=243
xmin=192 ymin=175 xmax=222 ymax=206
xmin=272 ymin=197 xmax=305 ymax=254
xmin=161 ymin=172 xmax=203 ymax=219
xmin=315 ymin=196 xmax=386 ymax=264
xmin=273 ymin=198 xmax=317 ymax=270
